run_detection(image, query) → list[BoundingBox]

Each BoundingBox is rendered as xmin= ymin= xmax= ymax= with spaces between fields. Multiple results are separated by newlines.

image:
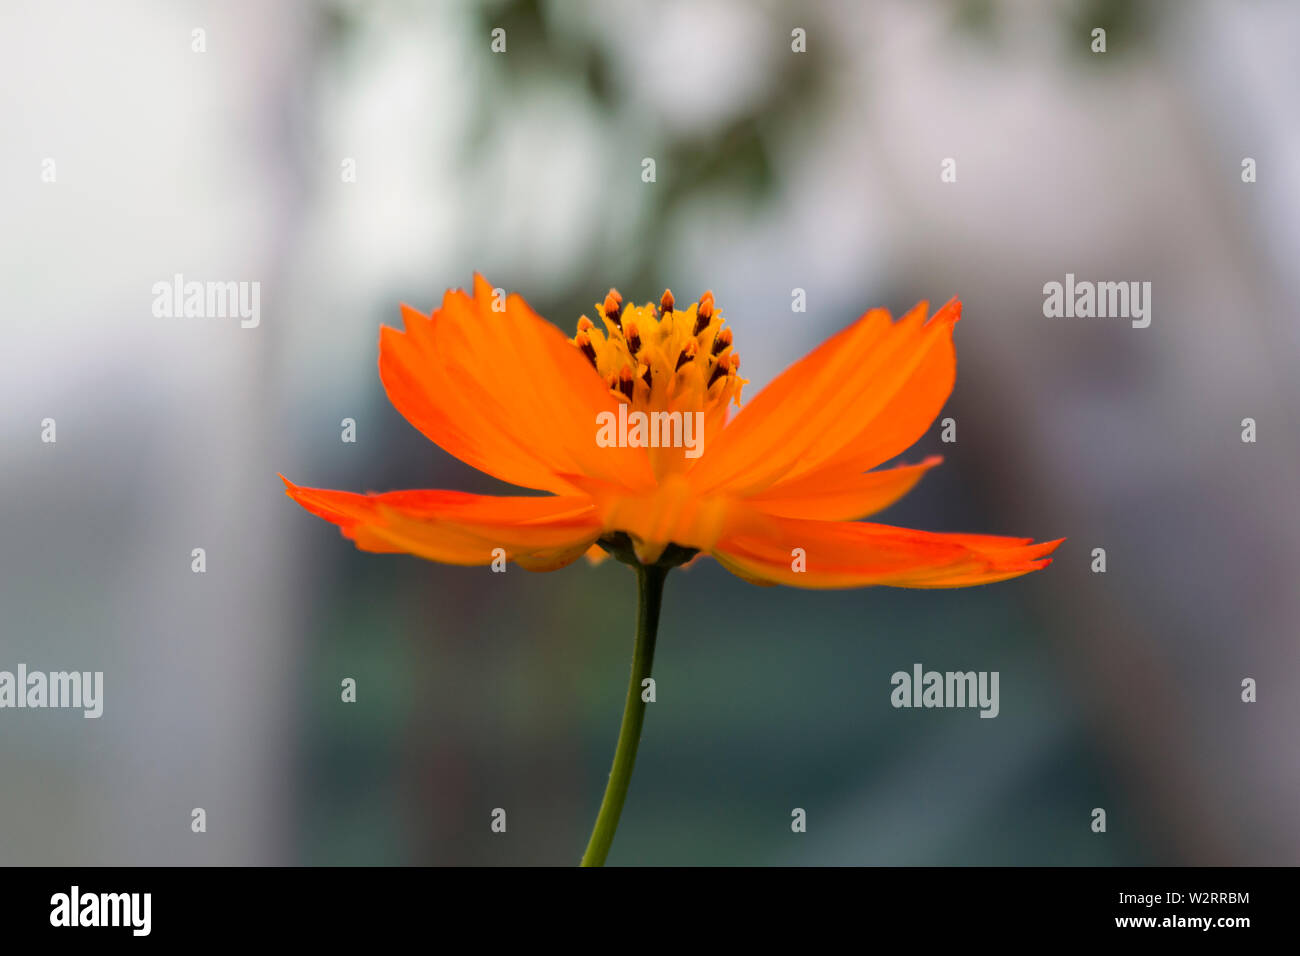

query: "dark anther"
xmin=711 ymin=327 xmax=732 ymax=356
xmin=603 ymin=290 xmax=623 ymax=329
xmin=675 ymin=340 xmax=697 ymax=370
xmin=694 ymin=290 xmax=715 ymax=334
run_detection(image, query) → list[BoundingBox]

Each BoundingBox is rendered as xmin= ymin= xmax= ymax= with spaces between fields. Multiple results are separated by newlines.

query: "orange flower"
xmin=282 ymin=275 xmax=1061 ymax=587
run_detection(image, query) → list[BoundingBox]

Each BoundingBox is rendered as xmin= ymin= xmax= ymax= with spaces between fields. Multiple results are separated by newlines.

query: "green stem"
xmin=580 ymin=562 xmax=668 ymax=867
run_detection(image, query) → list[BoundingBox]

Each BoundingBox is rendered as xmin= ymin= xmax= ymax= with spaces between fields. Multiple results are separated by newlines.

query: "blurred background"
xmin=1 ymin=0 xmax=1297 ymax=865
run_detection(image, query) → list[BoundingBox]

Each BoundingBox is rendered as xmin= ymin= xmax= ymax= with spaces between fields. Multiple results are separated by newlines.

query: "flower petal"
xmin=379 ymin=276 xmax=655 ymax=496
xmin=281 ymin=476 xmax=601 ymax=568
xmin=778 ymin=303 xmax=960 ymax=487
xmin=581 ymin=543 xmax=613 ymax=566
xmin=711 ymin=509 xmax=1062 ymax=589
xmin=688 ymin=300 xmax=959 ymax=497
xmin=563 ymin=472 xmax=741 ymax=564
xmin=747 ymin=456 xmax=942 ymax=521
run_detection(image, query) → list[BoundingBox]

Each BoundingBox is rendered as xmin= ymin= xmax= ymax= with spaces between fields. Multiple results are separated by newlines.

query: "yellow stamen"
xmin=694 ymin=291 xmax=714 ymax=334
xmin=675 ymin=339 xmax=697 ymax=371
xmin=573 ymin=287 xmax=748 ymax=422
xmin=603 ymin=290 xmax=623 ymax=328
xmin=575 ymin=330 xmax=597 ymax=366
xmin=711 ymin=327 xmax=732 ymax=356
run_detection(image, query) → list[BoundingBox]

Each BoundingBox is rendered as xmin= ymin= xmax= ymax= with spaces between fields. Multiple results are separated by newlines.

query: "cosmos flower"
xmin=282 ymin=275 xmax=1062 ymax=865
xmin=282 ymin=276 xmax=1060 ymax=588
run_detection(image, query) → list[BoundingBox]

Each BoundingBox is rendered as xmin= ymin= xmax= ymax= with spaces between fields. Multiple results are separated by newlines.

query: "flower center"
xmin=572 ymin=288 xmax=746 ymax=414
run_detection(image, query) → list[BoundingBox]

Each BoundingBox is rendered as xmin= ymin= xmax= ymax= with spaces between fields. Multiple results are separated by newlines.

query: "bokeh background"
xmin=2 ymin=0 xmax=1297 ymax=865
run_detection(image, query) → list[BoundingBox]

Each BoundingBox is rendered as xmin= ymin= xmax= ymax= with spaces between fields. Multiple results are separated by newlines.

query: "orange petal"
xmin=563 ymin=472 xmax=740 ymax=565
xmin=780 ymin=303 xmax=959 ymax=485
xmin=281 ymin=476 xmax=601 ymax=569
xmin=379 ymin=276 xmax=655 ymax=496
xmin=582 ymin=543 xmax=612 ymax=566
xmin=712 ymin=509 xmax=1062 ymax=589
xmin=747 ymin=456 xmax=942 ymax=521
xmin=689 ymin=300 xmax=958 ymax=497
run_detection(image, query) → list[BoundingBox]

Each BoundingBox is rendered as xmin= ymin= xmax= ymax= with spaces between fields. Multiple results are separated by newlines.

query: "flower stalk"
xmin=580 ymin=561 xmax=668 ymax=867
